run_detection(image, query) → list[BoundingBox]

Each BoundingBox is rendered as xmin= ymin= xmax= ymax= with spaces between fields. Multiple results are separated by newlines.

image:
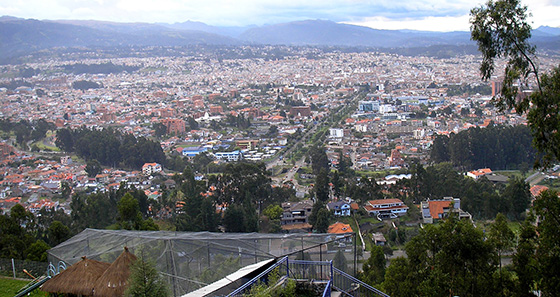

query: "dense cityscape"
xmin=1 ymin=0 xmax=560 ymax=296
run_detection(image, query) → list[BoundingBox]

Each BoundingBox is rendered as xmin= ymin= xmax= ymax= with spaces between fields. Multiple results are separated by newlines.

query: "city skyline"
xmin=1 ymin=0 xmax=559 ymax=32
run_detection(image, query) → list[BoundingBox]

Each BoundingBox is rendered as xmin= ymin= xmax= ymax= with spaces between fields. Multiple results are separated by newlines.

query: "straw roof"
xmin=93 ymin=247 xmax=137 ymax=297
xmin=41 ymin=256 xmax=110 ymax=296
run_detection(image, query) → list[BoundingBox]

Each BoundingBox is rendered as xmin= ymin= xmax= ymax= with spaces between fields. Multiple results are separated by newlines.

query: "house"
xmin=328 ymin=222 xmax=354 ymax=243
xmin=364 ymin=198 xmax=409 ymax=220
xmin=420 ymin=197 xmax=472 ymax=224
xmin=142 ymin=163 xmax=162 ymax=175
xmin=530 ymin=185 xmax=549 ymax=200
xmin=214 ymin=150 xmax=243 ymax=162
xmin=372 ymin=232 xmax=387 ymax=246
xmin=281 ymin=200 xmax=313 ymax=232
xmin=327 ymin=201 xmax=351 ymax=217
xmin=328 ymin=222 xmax=353 ymax=234
xmin=467 ymin=168 xmax=492 ymax=179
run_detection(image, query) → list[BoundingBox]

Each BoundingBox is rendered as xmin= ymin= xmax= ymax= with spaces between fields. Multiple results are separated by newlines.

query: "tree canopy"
xmin=470 ymin=0 xmax=560 ymax=167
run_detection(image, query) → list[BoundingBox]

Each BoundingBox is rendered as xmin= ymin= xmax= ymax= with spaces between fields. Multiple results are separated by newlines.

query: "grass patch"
xmin=0 ymin=277 xmax=48 ymax=297
xmin=31 ymin=141 xmax=60 ymax=152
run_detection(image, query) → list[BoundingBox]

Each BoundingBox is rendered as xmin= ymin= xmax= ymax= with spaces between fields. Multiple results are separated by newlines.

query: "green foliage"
xmin=533 ymin=190 xmax=560 ymax=296
xmin=117 ymin=193 xmax=159 ymax=231
xmin=333 ymin=249 xmax=348 ymax=273
xmin=430 ymin=125 xmax=536 ymax=170
xmin=71 ymin=80 xmax=102 ymax=90
xmin=526 ymin=67 xmax=560 ymax=167
xmin=445 ymin=83 xmax=492 ymax=96
xmin=0 ymin=119 xmax=54 ymax=147
xmin=511 ymin=215 xmax=538 ymax=297
xmin=85 ymin=159 xmax=102 ymax=177
xmin=55 ymin=127 xmax=165 ymax=170
xmin=360 ymin=245 xmax=386 ymax=286
xmin=47 ymin=221 xmax=70 ymax=246
xmin=71 ymin=191 xmax=118 ymax=231
xmin=307 ymin=145 xmax=329 ymax=175
xmin=385 ymin=215 xmax=497 ymax=297
xmin=125 ymin=258 xmax=169 ymax=297
xmin=313 ymin=208 xmax=331 ymax=233
xmin=0 ymin=277 xmax=48 ymax=297
xmin=471 ymin=0 xmax=560 ymax=168
xmin=314 ymin=168 xmax=330 ymax=202
xmin=25 ymin=240 xmax=50 ymax=262
xmin=263 ymin=204 xmax=283 ymax=220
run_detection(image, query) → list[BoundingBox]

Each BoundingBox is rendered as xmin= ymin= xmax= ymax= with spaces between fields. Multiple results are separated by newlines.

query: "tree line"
xmin=0 ymin=118 xmax=55 ymax=148
xmin=430 ymin=124 xmax=536 ymax=170
xmin=362 ymin=189 xmax=560 ymax=297
xmin=55 ymin=127 xmax=166 ymax=170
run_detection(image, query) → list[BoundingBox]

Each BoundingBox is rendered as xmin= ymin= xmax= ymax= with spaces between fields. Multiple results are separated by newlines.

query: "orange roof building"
xmin=467 ymin=168 xmax=492 ymax=179
xmin=421 ymin=197 xmax=472 ymax=224
xmin=328 ymin=222 xmax=353 ymax=234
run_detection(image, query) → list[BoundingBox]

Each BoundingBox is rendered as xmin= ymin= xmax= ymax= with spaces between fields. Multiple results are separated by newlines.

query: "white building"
xmin=142 ymin=163 xmax=162 ymax=175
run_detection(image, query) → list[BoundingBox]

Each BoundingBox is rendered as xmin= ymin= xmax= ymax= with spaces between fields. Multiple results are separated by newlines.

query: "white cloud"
xmin=0 ymin=0 xmax=558 ymax=29
xmin=346 ymin=14 xmax=472 ymax=32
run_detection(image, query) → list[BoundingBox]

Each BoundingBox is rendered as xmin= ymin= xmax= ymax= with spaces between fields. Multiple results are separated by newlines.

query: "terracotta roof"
xmin=281 ymin=223 xmax=312 ymax=231
xmin=530 ymin=185 xmax=549 ymax=198
xmin=328 ymin=222 xmax=353 ymax=234
xmin=368 ymin=198 xmax=404 ymax=206
xmin=428 ymin=200 xmax=453 ymax=219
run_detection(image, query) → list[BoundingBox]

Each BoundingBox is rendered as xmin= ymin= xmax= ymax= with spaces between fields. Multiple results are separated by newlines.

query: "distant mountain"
xmin=238 ymin=20 xmax=473 ymax=47
xmin=0 ymin=17 xmax=559 ymax=63
xmin=534 ymin=26 xmax=560 ymax=37
xmin=0 ymin=18 xmax=239 ymax=61
xmin=162 ymin=21 xmax=251 ymax=38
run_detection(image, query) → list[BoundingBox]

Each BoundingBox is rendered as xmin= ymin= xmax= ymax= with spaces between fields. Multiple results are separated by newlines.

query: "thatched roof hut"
xmin=41 ymin=256 xmax=110 ymax=296
xmin=93 ymin=247 xmax=137 ymax=297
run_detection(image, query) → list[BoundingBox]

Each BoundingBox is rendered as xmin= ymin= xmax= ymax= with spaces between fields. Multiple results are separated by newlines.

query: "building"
xmin=358 ymin=100 xmax=380 ymax=112
xmin=161 ymin=119 xmax=186 ymax=135
xmin=281 ymin=200 xmax=313 ymax=232
xmin=372 ymin=232 xmax=387 ymax=246
xmin=142 ymin=163 xmax=162 ymax=175
xmin=420 ymin=197 xmax=472 ymax=224
xmin=467 ymin=168 xmax=492 ymax=179
xmin=214 ymin=151 xmax=243 ymax=162
xmin=388 ymin=149 xmax=405 ymax=167
xmin=327 ymin=201 xmax=351 ymax=217
xmin=181 ymin=147 xmax=208 ymax=157
xmin=329 ymin=128 xmax=344 ymax=138
xmin=364 ymin=198 xmax=408 ymax=219
xmin=327 ymin=222 xmax=353 ymax=234
xmin=289 ymin=106 xmax=311 ymax=118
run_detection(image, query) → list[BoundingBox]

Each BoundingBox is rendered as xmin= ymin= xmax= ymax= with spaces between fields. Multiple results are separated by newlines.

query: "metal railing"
xmin=226 ymin=257 xmax=289 ymax=297
xmin=225 ymin=257 xmax=390 ymax=297
xmin=322 ymin=279 xmax=333 ymax=297
xmin=288 ymin=259 xmax=332 ymax=281
xmin=332 ymin=267 xmax=390 ymax=297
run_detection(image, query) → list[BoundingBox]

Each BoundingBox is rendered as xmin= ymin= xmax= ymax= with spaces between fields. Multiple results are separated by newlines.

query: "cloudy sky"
xmin=1 ymin=0 xmax=559 ymax=31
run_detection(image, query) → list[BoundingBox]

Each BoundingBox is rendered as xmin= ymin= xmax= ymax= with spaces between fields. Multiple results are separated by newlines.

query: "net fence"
xmin=47 ymin=229 xmax=356 ymax=297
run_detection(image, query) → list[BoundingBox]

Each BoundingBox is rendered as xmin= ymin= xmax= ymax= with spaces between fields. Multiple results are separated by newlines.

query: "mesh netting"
xmin=47 ymin=229 xmax=356 ymax=296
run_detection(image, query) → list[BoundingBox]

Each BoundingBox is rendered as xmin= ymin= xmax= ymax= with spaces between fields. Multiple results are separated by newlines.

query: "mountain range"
xmin=1 ymin=16 xmax=559 ymax=62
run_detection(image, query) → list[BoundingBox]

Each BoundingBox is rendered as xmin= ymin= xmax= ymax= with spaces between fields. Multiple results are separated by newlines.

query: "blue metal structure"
xmin=225 ymin=257 xmax=389 ymax=297
xmin=14 ymin=261 xmax=67 ymax=297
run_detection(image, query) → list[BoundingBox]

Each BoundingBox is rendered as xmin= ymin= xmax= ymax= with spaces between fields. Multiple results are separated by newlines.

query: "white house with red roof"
xmin=142 ymin=163 xmax=162 ymax=175
xmin=467 ymin=168 xmax=492 ymax=179
xmin=364 ymin=198 xmax=408 ymax=220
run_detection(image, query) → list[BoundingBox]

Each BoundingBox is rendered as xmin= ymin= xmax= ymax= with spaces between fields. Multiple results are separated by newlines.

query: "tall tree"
xmin=360 ymin=245 xmax=386 ymax=286
xmin=471 ymin=0 xmax=560 ymax=167
xmin=488 ymin=213 xmax=515 ymax=297
xmin=533 ymin=190 xmax=560 ymax=296
xmin=125 ymin=258 xmax=169 ymax=297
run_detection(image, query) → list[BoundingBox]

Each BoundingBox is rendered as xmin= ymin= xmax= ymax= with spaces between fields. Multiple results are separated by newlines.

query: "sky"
xmin=1 ymin=0 xmax=559 ymax=32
